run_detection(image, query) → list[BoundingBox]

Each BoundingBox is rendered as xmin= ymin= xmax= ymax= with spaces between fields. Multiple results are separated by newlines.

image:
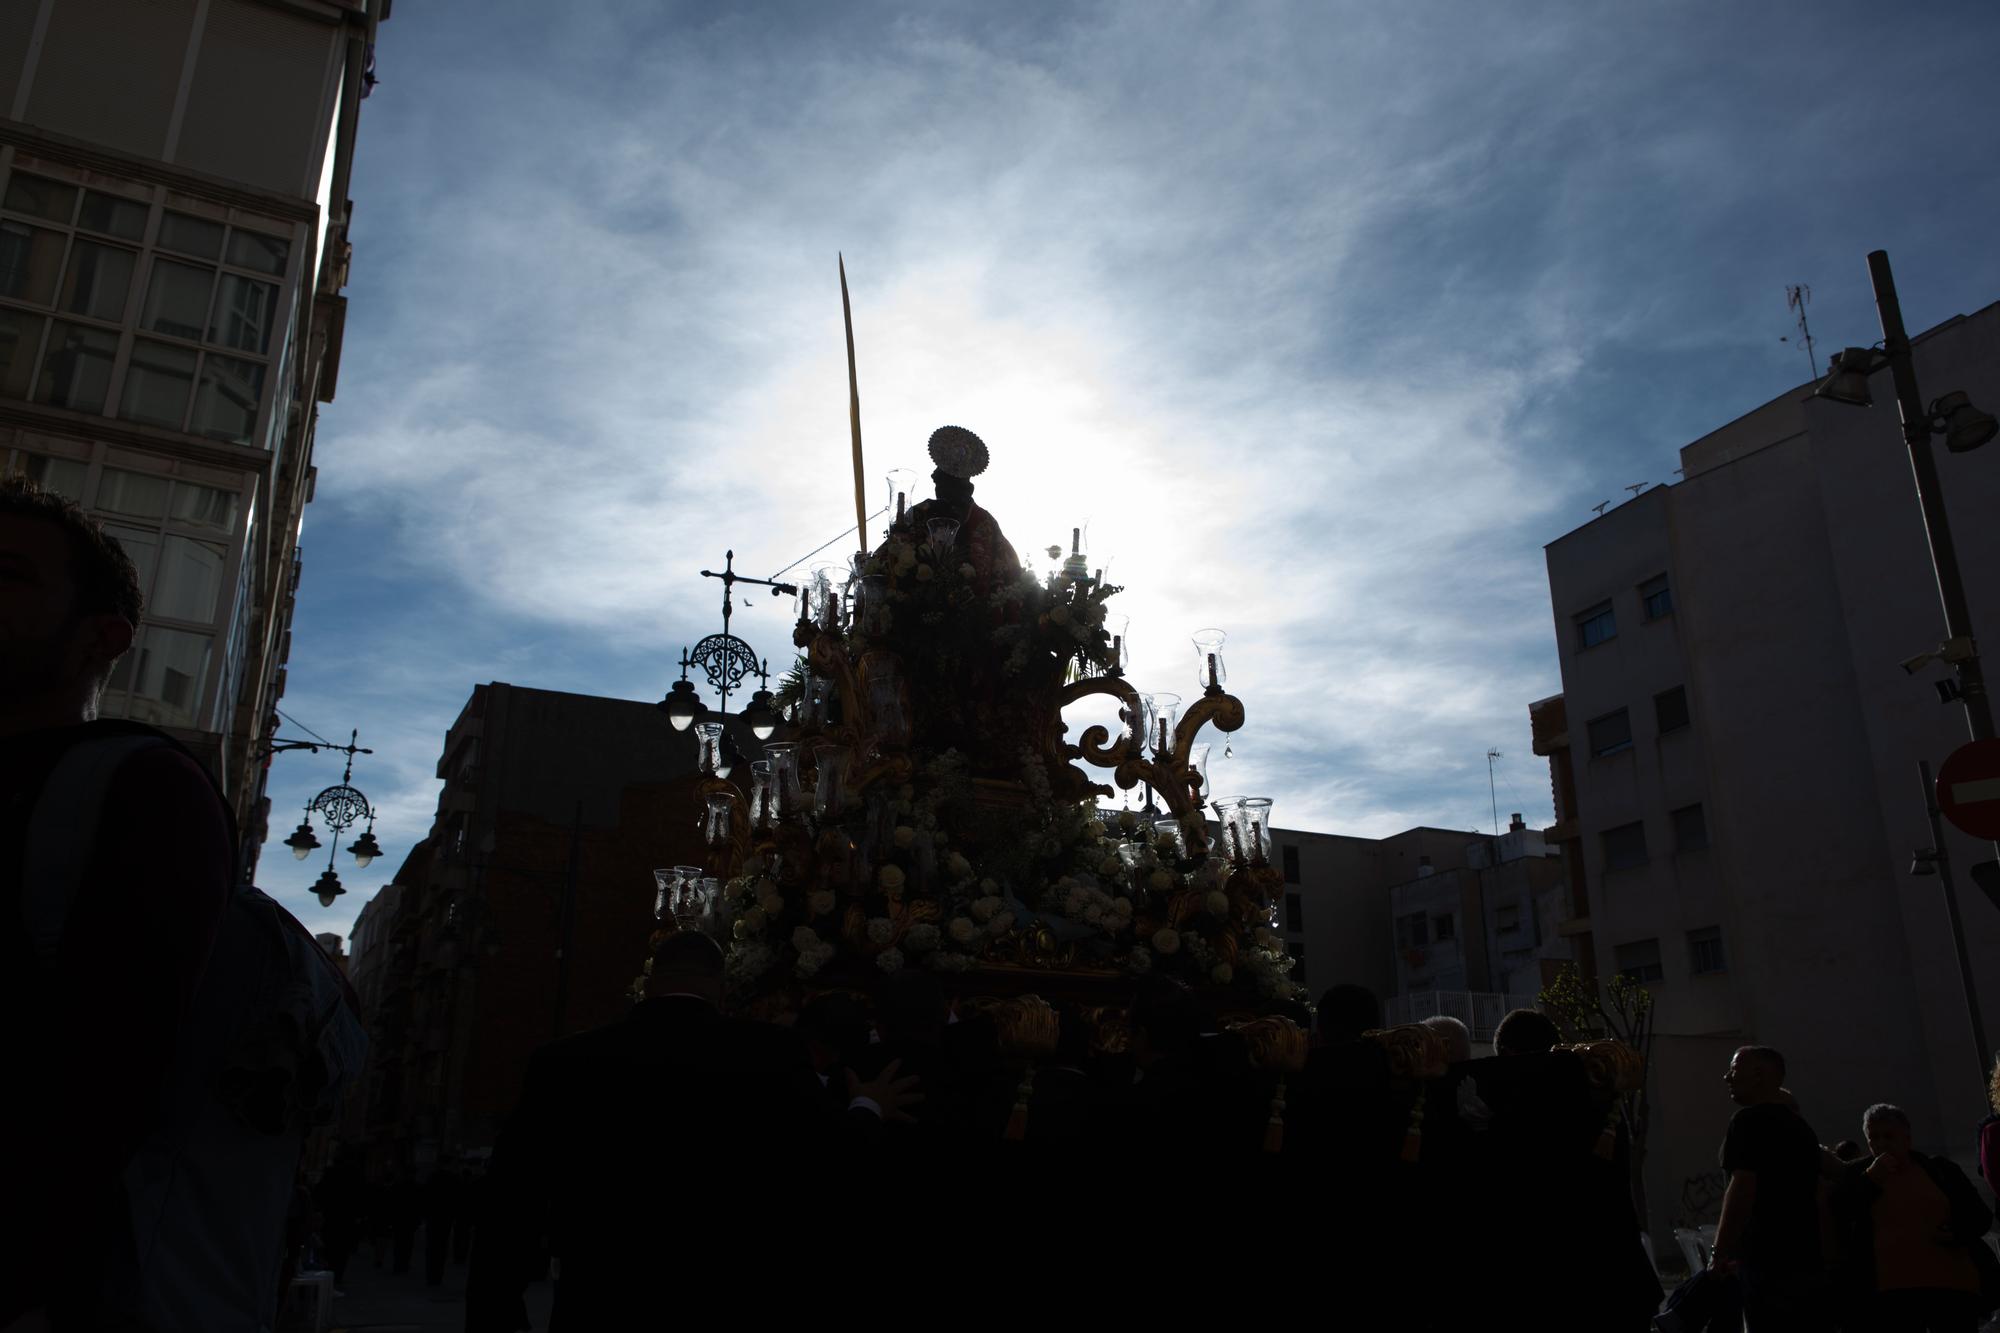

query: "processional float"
xmin=639 ymin=261 xmax=1641 ymax=1151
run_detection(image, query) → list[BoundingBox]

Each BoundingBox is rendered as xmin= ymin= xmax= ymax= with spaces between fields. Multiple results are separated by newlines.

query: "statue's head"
xmin=926 ymin=425 xmax=987 ymax=520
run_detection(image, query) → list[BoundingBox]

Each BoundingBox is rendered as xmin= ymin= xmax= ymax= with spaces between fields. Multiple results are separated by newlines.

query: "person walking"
xmin=315 ymin=1150 xmax=367 ymax=1288
xmin=1830 ymin=1104 xmax=1990 ymax=1333
xmin=422 ymin=1166 xmax=460 ymax=1287
xmin=386 ymin=1169 xmax=420 ymax=1275
xmin=2 ymin=479 xmax=366 ymax=1331
xmin=1710 ymin=1045 xmax=1824 ymax=1331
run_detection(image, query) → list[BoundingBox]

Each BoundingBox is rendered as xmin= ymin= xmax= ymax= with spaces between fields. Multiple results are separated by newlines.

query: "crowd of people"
xmin=6 ymin=475 xmax=2000 ymax=1333
xmin=443 ymin=930 xmax=2000 ymax=1333
xmin=295 ymin=1155 xmax=486 ymax=1291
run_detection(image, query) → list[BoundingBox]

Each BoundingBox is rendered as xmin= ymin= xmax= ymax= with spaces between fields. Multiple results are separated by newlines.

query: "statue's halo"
xmin=928 ymin=425 xmax=990 ymax=479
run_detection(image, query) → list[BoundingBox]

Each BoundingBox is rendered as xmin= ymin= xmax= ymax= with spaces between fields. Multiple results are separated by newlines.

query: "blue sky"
xmin=263 ymin=0 xmax=2000 ymax=938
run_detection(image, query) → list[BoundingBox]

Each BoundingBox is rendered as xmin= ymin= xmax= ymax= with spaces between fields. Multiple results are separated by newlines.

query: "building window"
xmin=1284 ymin=892 xmax=1303 ymax=933
xmin=75 ymin=463 xmax=246 ymax=731
xmin=1496 ymin=904 xmax=1522 ymax=933
xmin=0 ymin=170 xmax=290 ymax=449
xmin=1688 ymin=926 xmax=1726 ymax=975
xmin=1588 ymin=707 xmax=1632 ymax=757
xmin=1282 ymin=844 xmax=1300 ymax=884
xmin=11 ymin=450 xmax=86 ymax=497
xmin=1397 ymin=911 xmax=1428 ymax=948
xmin=1672 ymin=803 xmax=1709 ymax=852
xmin=1655 ymin=686 xmax=1690 ymax=734
xmin=1575 ymin=601 xmax=1617 ymax=650
xmin=1615 ymin=938 xmax=1664 ymax=984
xmin=1602 ymin=821 xmax=1648 ymax=871
xmin=35 ymin=322 xmax=118 ymax=412
xmin=1434 ymin=913 xmax=1455 ymax=941
xmin=1641 ymin=573 xmax=1673 ymax=620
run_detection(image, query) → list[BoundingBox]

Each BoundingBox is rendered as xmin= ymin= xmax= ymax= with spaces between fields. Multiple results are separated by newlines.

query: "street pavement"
xmin=290 ymin=1249 xmax=553 ymax=1332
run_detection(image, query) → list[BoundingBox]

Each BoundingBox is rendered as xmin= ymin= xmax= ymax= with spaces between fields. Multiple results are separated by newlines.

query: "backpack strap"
xmin=21 ymin=733 xmax=173 ymax=963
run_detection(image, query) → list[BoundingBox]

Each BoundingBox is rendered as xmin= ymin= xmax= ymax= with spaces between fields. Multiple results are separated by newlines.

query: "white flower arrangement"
xmin=866 ymin=917 xmax=895 ymax=946
xmin=809 ymin=890 xmax=836 ymax=917
xmin=1127 ymin=946 xmax=1152 ymax=973
xmin=1211 ymin=963 xmax=1234 ymax=985
xmin=1148 ymin=870 xmax=1174 ymax=892
xmin=893 ymin=825 xmax=916 ymax=848
xmin=948 ymin=916 xmax=979 ymax=944
xmin=876 ymin=947 xmax=905 ymax=973
xmin=971 ymin=895 xmax=1004 ymax=923
xmin=904 ymin=923 xmax=940 ymax=954
xmin=947 ymin=852 xmax=973 ymax=879
xmin=1152 ymin=928 xmax=1181 ymax=955
xmin=1204 ymin=890 xmax=1230 ymax=916
xmin=931 ymin=951 xmax=974 ymax=973
xmin=725 ymin=942 xmax=776 ymax=985
xmin=791 ymin=926 xmax=822 ymax=955
xmin=878 ymin=864 xmax=906 ymax=891
xmin=1118 ymin=811 xmax=1138 ymax=832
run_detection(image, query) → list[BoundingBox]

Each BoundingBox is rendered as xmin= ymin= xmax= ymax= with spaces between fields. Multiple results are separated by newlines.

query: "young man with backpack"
xmin=0 ymin=477 xmax=365 ymax=1330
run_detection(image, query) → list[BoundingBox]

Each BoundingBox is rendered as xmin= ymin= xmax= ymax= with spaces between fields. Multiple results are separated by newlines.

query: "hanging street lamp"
xmin=266 ymin=728 xmax=382 ymax=908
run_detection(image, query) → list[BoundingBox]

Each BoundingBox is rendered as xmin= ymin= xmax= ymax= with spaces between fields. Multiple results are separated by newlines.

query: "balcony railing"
xmin=1384 ymin=990 xmax=1541 ymax=1043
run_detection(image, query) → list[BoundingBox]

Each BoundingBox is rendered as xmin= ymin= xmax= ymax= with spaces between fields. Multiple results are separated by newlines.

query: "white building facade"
xmin=0 ymin=0 xmax=387 ymax=876
xmin=1542 ymin=297 xmax=2000 ymax=1238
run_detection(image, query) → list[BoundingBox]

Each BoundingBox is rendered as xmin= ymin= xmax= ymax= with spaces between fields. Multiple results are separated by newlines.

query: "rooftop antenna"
xmin=1591 ymin=500 xmax=1610 ymax=517
xmin=1625 ymin=482 xmax=1648 ymax=499
xmin=1781 ymin=284 xmax=1819 ymax=384
xmin=1485 ymin=748 xmax=1502 ymax=835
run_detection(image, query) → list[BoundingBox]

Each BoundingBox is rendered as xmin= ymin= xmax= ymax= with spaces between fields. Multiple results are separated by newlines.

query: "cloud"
xmin=261 ymin=0 xmax=2000 ymax=931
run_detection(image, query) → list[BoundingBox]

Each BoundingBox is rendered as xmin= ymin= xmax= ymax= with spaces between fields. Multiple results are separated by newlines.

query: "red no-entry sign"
xmin=1936 ymin=740 xmax=2000 ymax=839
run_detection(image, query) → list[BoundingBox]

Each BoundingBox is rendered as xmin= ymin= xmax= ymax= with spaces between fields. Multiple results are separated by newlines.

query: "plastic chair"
xmin=1673 ymin=1227 xmax=1710 ymax=1274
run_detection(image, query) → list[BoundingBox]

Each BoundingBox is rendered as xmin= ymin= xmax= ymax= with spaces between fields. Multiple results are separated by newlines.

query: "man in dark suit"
xmin=465 ymin=933 xmax=914 ymax=1330
xmin=852 ymin=969 xmax=996 ymax=1153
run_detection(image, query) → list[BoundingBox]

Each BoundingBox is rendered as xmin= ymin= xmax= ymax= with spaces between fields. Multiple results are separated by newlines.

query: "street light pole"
xmin=1916 ymin=759 xmax=1990 ymax=1092
xmin=1867 ymin=249 xmax=1996 ymax=744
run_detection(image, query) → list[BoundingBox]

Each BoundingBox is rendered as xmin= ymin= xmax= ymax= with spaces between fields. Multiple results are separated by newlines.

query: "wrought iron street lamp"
xmin=657 ymin=549 xmax=795 ymax=756
xmin=273 ymin=729 xmax=381 ymax=907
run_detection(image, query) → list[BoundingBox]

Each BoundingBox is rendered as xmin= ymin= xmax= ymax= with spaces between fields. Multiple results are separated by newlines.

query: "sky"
xmin=264 ymin=0 xmax=2000 ymax=938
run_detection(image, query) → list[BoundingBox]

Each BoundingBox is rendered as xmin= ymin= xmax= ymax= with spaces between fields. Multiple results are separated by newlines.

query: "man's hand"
xmin=847 ymin=1060 xmax=923 ymax=1123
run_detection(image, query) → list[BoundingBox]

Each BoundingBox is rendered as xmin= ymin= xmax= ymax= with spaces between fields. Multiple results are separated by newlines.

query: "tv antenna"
xmin=1485 ymin=748 xmax=1503 ymax=835
xmin=1780 ymin=284 xmax=1818 ymax=384
xmin=1625 ymin=482 xmax=1648 ymax=499
xmin=1591 ymin=500 xmax=1610 ymax=517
